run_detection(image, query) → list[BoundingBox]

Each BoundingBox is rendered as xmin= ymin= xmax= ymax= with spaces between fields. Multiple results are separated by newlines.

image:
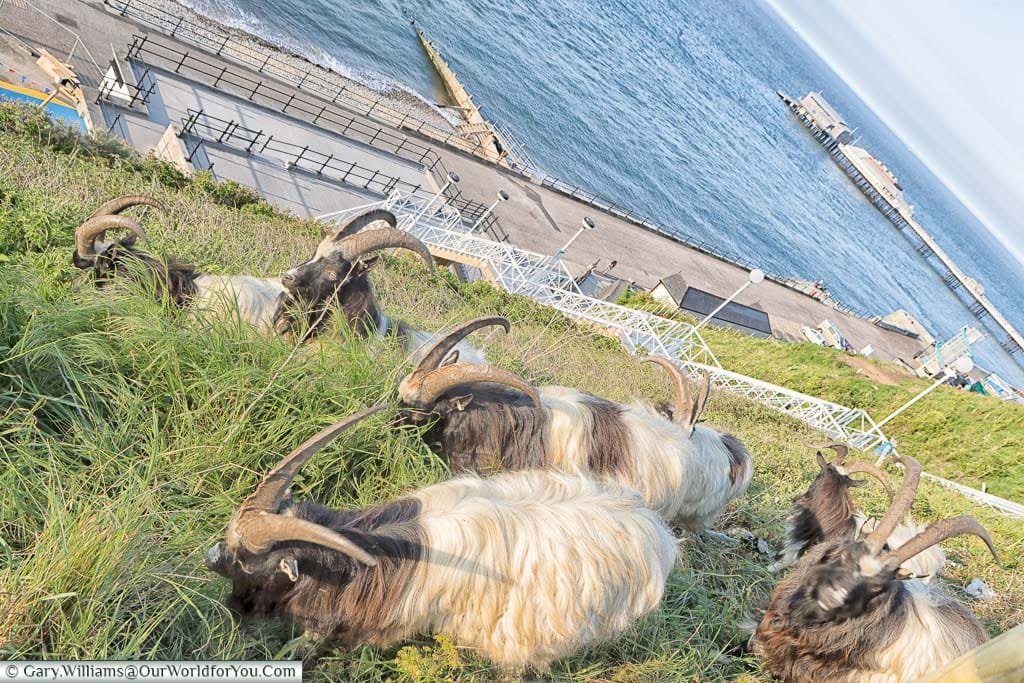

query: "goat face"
xmin=204 ymin=540 xmax=310 ymax=620
xmin=280 ymin=210 xmax=433 ymax=335
xmin=74 ymin=236 xmax=143 ymax=282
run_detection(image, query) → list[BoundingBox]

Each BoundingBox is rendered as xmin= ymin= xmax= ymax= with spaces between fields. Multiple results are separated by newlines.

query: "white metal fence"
xmin=317 ymin=192 xmax=1024 ymax=517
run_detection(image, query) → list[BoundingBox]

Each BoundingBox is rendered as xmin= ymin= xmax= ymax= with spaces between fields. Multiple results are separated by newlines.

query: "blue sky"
xmin=766 ymin=0 xmax=1024 ymax=268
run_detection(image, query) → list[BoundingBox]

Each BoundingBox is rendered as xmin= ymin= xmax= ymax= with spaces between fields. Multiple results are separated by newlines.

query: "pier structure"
xmin=779 ymin=91 xmax=1024 ymax=360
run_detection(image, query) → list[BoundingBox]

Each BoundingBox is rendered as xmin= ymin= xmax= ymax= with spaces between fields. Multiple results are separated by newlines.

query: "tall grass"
xmin=1 ymin=109 xmax=1021 ymax=680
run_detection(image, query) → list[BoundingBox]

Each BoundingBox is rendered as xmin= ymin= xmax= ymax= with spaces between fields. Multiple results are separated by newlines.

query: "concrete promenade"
xmin=3 ymin=0 xmax=928 ymax=364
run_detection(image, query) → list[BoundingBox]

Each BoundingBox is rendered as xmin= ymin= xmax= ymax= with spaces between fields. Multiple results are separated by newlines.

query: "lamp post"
xmin=552 ymin=216 xmax=596 ymax=263
xmin=873 ymin=356 xmax=974 ymax=431
xmin=691 ymin=268 xmax=765 ymax=332
xmin=470 ymin=189 xmax=509 ymax=232
xmin=412 ymin=170 xmax=460 ymax=224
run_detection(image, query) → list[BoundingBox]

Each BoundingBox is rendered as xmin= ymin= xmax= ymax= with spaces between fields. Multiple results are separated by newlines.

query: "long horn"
xmin=338 ymin=226 xmax=434 ymax=272
xmin=825 ymin=443 xmax=849 ymax=463
xmin=890 ymin=516 xmax=998 ymax=567
xmin=865 ymin=454 xmax=921 ymax=553
xmin=412 ymin=316 xmax=510 ymax=375
xmin=88 ymin=194 xmax=167 ymax=219
xmin=74 ymin=215 xmax=148 ymax=257
xmin=409 ymin=363 xmax=540 ymax=408
xmin=641 ymin=356 xmax=691 ymax=427
xmin=333 ymin=209 xmax=397 ymax=240
xmin=227 ymin=403 xmax=389 ymax=564
xmin=839 ymin=460 xmax=893 ymax=497
xmin=686 ymin=370 xmax=712 ymax=431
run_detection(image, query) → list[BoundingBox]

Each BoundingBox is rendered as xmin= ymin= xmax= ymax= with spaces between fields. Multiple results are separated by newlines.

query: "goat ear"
xmin=353 ymin=255 xmax=381 ymax=276
xmin=440 ymin=350 xmax=460 ymax=367
xmin=450 ymin=393 xmax=474 ymax=411
xmin=279 ymin=556 xmax=299 ymax=582
xmin=815 ymin=452 xmax=828 ymax=471
xmin=848 ymin=478 xmax=867 ymax=488
xmin=120 ymin=233 xmax=139 ymax=248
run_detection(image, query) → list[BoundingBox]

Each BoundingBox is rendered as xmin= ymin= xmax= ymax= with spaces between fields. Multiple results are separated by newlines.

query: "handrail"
xmin=180 ymin=109 xmax=423 ymax=196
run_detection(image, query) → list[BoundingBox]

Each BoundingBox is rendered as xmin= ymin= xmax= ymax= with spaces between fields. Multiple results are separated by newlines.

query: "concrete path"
xmin=1 ymin=0 xmax=929 ymax=365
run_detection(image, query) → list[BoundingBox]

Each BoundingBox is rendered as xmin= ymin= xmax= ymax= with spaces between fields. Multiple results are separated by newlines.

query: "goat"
xmin=204 ymin=405 xmax=677 ymax=670
xmin=72 ymin=198 xmax=446 ymax=351
xmin=752 ymin=454 xmax=999 ymax=683
xmin=281 ymin=210 xmax=484 ymax=362
xmin=772 ymin=446 xmax=945 ymax=581
xmin=397 ymin=316 xmax=754 ymax=531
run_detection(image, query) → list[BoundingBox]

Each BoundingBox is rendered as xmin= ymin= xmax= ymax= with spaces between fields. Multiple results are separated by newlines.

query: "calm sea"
xmin=181 ymin=0 xmax=1024 ymax=385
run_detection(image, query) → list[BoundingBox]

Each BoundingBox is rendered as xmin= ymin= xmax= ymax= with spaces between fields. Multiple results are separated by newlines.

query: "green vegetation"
xmin=1 ymin=104 xmax=1021 ymax=680
xmin=619 ymin=289 xmax=1024 ymax=500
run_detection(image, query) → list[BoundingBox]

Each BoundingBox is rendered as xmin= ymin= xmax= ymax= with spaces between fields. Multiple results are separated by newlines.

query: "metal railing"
xmin=316 ymin=192 xmax=1024 ymax=517
xmin=104 ymin=0 xmax=486 ymax=156
xmin=96 ymin=62 xmax=155 ymax=108
xmin=180 ymin=109 xmax=423 ymax=196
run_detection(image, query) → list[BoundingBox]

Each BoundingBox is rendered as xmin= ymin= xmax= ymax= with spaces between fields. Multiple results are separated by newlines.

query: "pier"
xmin=779 ymin=91 xmax=1024 ymax=360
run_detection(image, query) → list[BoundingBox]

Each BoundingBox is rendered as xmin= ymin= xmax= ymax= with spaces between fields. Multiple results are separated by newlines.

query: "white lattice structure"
xmin=317 ymin=192 xmax=1022 ymax=517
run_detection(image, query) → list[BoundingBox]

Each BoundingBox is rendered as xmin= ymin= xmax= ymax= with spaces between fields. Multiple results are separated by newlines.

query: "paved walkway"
xmin=2 ymin=0 xmax=929 ymax=364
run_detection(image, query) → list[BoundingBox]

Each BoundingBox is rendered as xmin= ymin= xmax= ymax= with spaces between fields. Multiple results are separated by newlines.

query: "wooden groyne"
xmin=415 ymin=26 xmax=520 ymax=168
xmin=778 ymin=91 xmax=1024 ymax=358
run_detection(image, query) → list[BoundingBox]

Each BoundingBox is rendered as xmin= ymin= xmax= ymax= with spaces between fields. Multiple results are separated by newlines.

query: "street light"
xmin=691 ymin=268 xmax=765 ymax=332
xmin=412 ymin=170 xmax=460 ymax=224
xmin=470 ymin=189 xmax=509 ymax=232
xmin=874 ymin=355 xmax=974 ymax=431
xmin=552 ymin=216 xmax=596 ymax=263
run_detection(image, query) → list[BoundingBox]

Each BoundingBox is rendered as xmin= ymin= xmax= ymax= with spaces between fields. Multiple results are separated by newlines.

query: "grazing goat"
xmin=205 ymin=405 xmax=676 ymax=669
xmin=397 ymin=316 xmax=753 ymax=530
xmin=281 ymin=210 xmax=485 ymax=361
xmin=752 ymin=454 xmax=999 ymax=683
xmin=772 ymin=446 xmax=945 ymax=581
xmin=73 ymin=198 xmax=452 ymax=354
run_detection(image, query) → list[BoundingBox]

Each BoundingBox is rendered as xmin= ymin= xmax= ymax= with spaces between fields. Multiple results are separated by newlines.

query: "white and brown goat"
xmin=73 ymin=197 xmax=454 ymax=356
xmin=752 ymin=454 xmax=999 ymax=682
xmin=772 ymin=445 xmax=946 ymax=581
xmin=205 ymin=405 xmax=676 ymax=669
xmin=396 ymin=316 xmax=753 ymax=531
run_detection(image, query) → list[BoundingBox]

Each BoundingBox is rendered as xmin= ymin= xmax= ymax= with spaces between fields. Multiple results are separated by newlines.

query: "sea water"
xmin=179 ymin=0 xmax=1024 ymax=384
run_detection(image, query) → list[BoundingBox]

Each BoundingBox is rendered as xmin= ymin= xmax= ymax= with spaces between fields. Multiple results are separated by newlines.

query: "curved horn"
xmin=410 ymin=363 xmax=540 ymax=409
xmin=236 ymin=513 xmax=377 ymax=566
xmin=227 ymin=403 xmax=389 ymax=563
xmin=333 ymin=209 xmax=397 ymax=240
xmin=840 ymin=460 xmax=893 ymax=497
xmin=865 ymin=454 xmax=921 ymax=553
xmin=338 ymin=227 xmax=434 ymax=272
xmin=890 ymin=516 xmax=998 ymax=567
xmin=815 ymin=451 xmax=829 ymax=471
xmin=825 ymin=443 xmax=849 ymax=463
xmin=686 ymin=370 xmax=712 ymax=431
xmin=641 ymin=356 xmax=691 ymax=427
xmin=88 ymin=194 xmax=167 ymax=219
xmin=74 ymin=215 xmax=149 ymax=258
xmin=412 ymin=316 xmax=510 ymax=374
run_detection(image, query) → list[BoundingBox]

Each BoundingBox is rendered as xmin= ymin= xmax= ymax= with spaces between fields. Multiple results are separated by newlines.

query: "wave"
xmin=172 ymin=0 xmax=461 ymax=124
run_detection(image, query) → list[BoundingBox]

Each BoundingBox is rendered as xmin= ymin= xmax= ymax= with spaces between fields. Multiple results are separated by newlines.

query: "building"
xmin=799 ymin=91 xmax=853 ymax=143
xmin=914 ymin=325 xmax=984 ymax=377
xmin=839 ymin=144 xmax=914 ymax=216
xmin=652 ymin=273 xmax=772 ymax=337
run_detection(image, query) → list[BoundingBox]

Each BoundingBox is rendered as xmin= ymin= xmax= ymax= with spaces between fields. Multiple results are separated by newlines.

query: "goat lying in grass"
xmin=205 ymin=405 xmax=676 ymax=669
xmin=772 ymin=445 xmax=946 ymax=581
xmin=397 ymin=315 xmax=753 ymax=531
xmin=73 ymin=197 xmax=477 ymax=358
xmin=753 ymin=453 xmax=998 ymax=682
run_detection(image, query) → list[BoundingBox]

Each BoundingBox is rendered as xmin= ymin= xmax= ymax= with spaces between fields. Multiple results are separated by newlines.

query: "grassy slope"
xmin=619 ymin=291 xmax=1024 ymax=501
xmin=0 ymin=110 xmax=1021 ymax=680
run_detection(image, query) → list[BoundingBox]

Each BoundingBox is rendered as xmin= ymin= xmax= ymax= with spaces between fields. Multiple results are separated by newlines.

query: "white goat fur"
xmin=190 ymin=275 xmax=287 ymax=334
xmin=538 ymin=386 xmax=753 ymax=529
xmin=387 ymin=470 xmax=677 ymax=668
xmin=857 ymin=515 xmax=946 ymax=583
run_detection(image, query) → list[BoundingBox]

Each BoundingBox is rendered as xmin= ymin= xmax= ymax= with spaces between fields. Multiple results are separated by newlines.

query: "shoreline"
xmin=150 ymin=0 xmax=464 ymax=133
